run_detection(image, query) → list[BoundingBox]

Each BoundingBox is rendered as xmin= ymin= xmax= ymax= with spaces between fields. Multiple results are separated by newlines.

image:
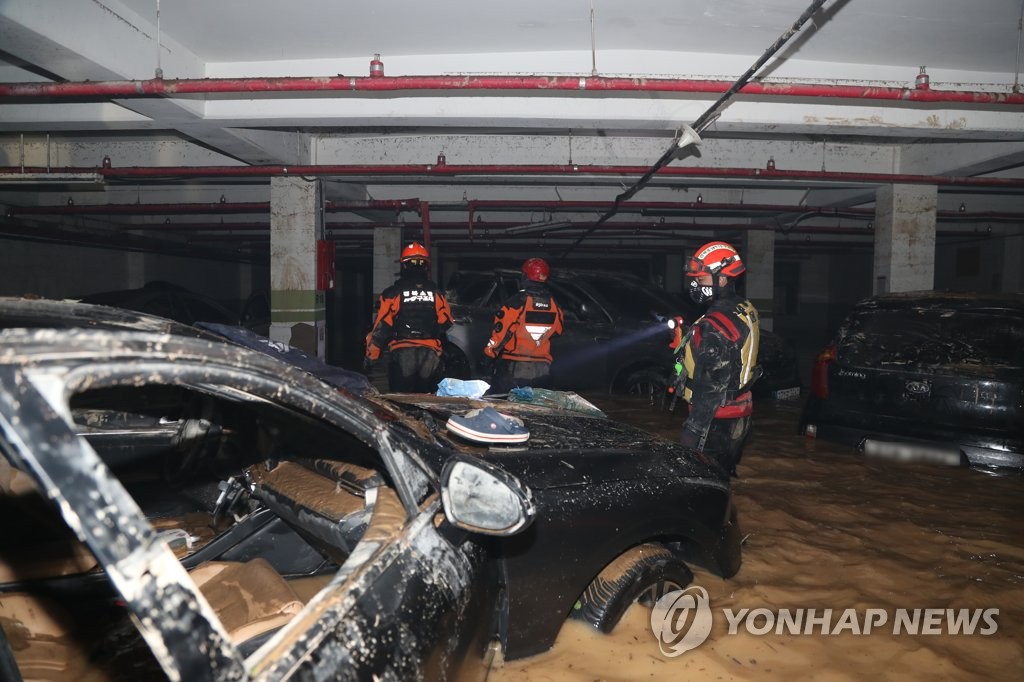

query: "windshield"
xmin=575 ymin=275 xmax=677 ymax=320
xmin=837 ymin=307 xmax=1024 ymax=369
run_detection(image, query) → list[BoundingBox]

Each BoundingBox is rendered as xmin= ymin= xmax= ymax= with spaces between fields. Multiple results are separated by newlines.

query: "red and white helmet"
xmin=522 ymin=257 xmax=550 ymax=282
xmin=400 ymin=241 xmax=430 ymax=264
xmin=685 ymin=241 xmax=746 ymax=278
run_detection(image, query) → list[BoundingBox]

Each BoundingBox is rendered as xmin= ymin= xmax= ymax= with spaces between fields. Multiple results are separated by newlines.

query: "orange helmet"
xmin=522 ymin=257 xmax=550 ymax=282
xmin=685 ymin=241 xmax=745 ymax=278
xmin=400 ymin=241 xmax=430 ymax=264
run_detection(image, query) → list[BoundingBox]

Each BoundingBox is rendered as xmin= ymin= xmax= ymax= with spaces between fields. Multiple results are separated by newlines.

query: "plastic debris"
xmin=507 ymin=387 xmax=606 ymax=417
xmin=436 ymin=377 xmax=491 ymax=398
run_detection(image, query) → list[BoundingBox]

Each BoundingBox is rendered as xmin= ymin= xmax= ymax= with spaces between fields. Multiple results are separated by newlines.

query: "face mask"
xmin=689 ymin=278 xmax=714 ymax=305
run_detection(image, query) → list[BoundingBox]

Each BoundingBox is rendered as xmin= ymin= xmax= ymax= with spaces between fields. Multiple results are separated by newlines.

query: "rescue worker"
xmin=364 ymin=242 xmax=453 ymax=392
xmin=673 ymin=241 xmax=760 ymax=477
xmin=482 ymin=257 xmax=564 ymax=393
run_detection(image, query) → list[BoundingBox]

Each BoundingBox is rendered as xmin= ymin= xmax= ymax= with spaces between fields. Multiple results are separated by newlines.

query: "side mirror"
xmin=440 ymin=456 xmax=536 ymax=536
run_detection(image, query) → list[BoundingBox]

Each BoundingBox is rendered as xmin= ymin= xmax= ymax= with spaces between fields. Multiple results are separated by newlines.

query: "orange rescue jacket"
xmin=484 ymin=286 xmax=564 ymax=363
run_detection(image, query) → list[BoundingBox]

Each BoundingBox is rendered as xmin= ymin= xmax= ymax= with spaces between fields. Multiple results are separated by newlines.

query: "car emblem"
xmin=905 ymin=380 xmax=930 ymax=395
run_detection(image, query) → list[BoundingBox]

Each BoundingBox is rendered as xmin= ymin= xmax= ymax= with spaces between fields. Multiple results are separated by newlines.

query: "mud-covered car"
xmin=800 ymin=291 xmax=1024 ymax=470
xmin=0 ymin=296 xmax=373 ymax=396
xmin=0 ymin=299 xmax=741 ymax=680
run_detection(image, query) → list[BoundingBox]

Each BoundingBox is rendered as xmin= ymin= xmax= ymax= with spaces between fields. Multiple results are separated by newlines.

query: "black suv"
xmin=444 ymin=268 xmax=680 ymax=394
xmin=800 ymin=291 xmax=1024 ymax=470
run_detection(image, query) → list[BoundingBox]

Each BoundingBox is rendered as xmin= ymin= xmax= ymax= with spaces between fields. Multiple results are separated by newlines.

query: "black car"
xmin=446 ymin=268 xmax=801 ymax=400
xmin=0 ymin=298 xmax=741 ymax=680
xmin=800 ymin=291 xmax=1024 ymax=470
xmin=445 ymin=269 xmax=682 ymax=394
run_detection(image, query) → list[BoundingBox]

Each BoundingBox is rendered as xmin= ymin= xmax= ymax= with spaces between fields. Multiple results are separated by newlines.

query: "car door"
xmin=0 ymin=339 xmax=496 ymax=681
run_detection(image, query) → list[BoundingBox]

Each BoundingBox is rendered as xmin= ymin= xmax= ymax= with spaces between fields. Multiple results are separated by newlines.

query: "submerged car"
xmin=0 ymin=298 xmax=741 ymax=680
xmin=800 ymin=291 xmax=1024 ymax=470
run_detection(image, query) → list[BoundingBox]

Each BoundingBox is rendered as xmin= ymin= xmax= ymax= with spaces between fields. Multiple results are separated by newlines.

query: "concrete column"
xmin=372 ymin=228 xmax=402 ymax=299
xmin=1003 ymin=231 xmax=1024 ymax=293
xmin=873 ymin=184 xmax=937 ymax=294
xmin=269 ymin=176 xmax=326 ymax=358
xmin=743 ymin=228 xmax=775 ymax=331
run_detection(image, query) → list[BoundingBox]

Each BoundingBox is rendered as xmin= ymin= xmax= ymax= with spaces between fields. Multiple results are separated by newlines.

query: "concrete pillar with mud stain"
xmin=873 ymin=184 xmax=937 ymax=294
xmin=269 ymin=176 xmax=327 ymax=358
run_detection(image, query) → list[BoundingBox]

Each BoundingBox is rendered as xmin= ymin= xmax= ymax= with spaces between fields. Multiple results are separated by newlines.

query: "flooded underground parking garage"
xmin=3 ymin=1 xmax=1024 ymax=680
xmin=490 ymin=396 xmax=1023 ymax=682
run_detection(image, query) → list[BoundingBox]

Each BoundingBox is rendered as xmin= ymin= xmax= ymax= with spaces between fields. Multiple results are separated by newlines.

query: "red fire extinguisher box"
xmin=316 ymin=239 xmax=336 ymax=290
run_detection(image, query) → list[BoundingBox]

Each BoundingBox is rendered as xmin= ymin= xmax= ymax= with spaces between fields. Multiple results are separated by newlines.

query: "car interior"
xmin=0 ymin=378 xmax=405 ymax=680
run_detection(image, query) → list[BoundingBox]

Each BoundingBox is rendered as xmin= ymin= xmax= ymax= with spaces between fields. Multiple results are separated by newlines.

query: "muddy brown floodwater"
xmin=489 ymin=395 xmax=1024 ymax=682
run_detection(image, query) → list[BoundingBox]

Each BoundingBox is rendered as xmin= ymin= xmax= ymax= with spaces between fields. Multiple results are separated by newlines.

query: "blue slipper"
xmin=446 ymin=406 xmax=530 ymax=444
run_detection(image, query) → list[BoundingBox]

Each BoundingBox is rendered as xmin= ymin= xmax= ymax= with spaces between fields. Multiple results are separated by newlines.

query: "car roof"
xmin=0 ymin=297 xmax=376 ymax=395
xmin=0 ymin=324 xmax=384 ymax=435
xmin=857 ymin=290 xmax=1024 ymax=312
xmin=0 ymin=296 xmax=222 ymax=338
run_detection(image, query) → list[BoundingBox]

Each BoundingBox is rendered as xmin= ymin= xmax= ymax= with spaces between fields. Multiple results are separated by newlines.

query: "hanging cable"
xmin=155 ymin=0 xmax=163 ymax=79
xmin=559 ymin=0 xmax=832 ymax=260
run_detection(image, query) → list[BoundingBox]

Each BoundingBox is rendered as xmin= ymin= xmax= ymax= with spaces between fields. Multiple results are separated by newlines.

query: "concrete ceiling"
xmin=1 ymin=0 xmax=1023 ymax=263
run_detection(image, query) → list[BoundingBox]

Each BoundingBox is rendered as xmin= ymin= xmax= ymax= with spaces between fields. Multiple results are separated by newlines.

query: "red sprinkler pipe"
xmin=1 ymin=75 xmax=1022 ymax=105
xmin=11 ymin=200 xmax=1024 ymax=222
xmin=4 ymin=164 xmax=1024 ymax=190
xmin=7 ymin=199 xmax=425 ymax=216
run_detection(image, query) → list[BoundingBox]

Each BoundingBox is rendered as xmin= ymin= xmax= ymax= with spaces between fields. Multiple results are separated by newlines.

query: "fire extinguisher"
xmin=915 ymin=66 xmax=929 ymax=90
xmin=370 ymin=53 xmax=384 ymax=78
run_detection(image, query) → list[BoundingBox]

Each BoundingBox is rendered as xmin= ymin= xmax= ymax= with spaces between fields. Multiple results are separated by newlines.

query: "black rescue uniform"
xmin=677 ymin=286 xmax=760 ymax=475
xmin=484 ymin=281 xmax=564 ymax=393
xmin=365 ymin=268 xmax=453 ymax=393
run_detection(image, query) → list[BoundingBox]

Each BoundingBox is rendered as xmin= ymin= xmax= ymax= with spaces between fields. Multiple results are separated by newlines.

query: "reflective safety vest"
xmin=365 ymin=278 xmax=453 ymax=359
xmin=485 ymin=291 xmax=564 ymax=363
xmin=680 ymin=299 xmax=760 ymax=417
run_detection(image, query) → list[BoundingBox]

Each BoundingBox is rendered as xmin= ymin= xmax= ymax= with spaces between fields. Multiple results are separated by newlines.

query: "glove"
xmin=362 ymin=357 xmax=375 ymax=373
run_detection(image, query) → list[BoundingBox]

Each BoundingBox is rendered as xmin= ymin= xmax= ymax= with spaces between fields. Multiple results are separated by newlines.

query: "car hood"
xmin=376 ymin=394 xmax=727 ymax=490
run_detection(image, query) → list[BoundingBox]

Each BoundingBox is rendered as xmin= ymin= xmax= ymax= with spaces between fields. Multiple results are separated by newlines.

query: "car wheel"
xmin=572 ymin=543 xmax=693 ymax=633
xmin=620 ymin=369 xmax=669 ymax=406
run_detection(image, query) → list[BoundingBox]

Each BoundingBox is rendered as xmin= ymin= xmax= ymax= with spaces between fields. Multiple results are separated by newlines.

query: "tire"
xmin=619 ymin=368 xmax=670 ymax=407
xmin=572 ymin=543 xmax=693 ymax=633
